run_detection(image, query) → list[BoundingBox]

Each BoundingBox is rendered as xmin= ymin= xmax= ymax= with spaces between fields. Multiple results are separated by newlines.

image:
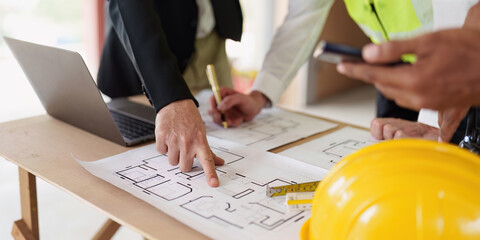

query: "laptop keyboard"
xmin=110 ymin=111 xmax=155 ymax=140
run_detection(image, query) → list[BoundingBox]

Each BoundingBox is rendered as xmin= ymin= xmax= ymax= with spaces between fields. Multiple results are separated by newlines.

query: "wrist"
xmin=158 ymin=99 xmax=194 ymax=114
xmin=250 ymin=91 xmax=270 ymax=109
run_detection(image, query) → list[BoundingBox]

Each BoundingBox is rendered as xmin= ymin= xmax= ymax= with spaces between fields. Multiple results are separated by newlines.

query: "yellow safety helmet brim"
xmin=301 ymin=139 xmax=480 ymax=240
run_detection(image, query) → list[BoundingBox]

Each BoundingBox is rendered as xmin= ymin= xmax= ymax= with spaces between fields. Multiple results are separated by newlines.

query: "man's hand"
xmin=337 ymin=28 xmax=480 ymax=110
xmin=155 ymin=99 xmax=224 ymax=187
xmin=438 ymin=107 xmax=470 ymax=142
xmin=208 ymin=87 xmax=268 ymax=127
xmin=370 ymin=118 xmax=439 ymax=141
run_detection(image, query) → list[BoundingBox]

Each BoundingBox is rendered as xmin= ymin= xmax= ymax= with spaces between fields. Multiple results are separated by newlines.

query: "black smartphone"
xmin=313 ymin=41 xmax=363 ymax=64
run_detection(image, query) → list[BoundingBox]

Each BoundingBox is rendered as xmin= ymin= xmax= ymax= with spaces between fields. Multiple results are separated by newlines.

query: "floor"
xmin=0 ymin=56 xmax=376 ymax=239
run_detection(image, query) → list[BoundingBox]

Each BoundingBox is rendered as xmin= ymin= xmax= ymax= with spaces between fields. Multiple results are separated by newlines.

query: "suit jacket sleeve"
xmin=106 ymin=0 xmax=198 ymax=113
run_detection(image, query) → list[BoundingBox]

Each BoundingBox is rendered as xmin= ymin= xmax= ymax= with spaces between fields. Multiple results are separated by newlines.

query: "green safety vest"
xmin=344 ymin=0 xmax=433 ymax=43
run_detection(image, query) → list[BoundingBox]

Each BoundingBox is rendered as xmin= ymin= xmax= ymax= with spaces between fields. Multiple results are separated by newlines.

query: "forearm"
xmin=107 ymin=0 xmax=197 ymax=112
xmin=251 ymin=0 xmax=335 ymax=104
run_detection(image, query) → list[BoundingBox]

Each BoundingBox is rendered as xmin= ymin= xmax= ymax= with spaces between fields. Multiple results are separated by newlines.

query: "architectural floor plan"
xmin=78 ymin=137 xmax=328 ymax=240
xmin=279 ymin=127 xmax=376 ymax=170
xmin=196 ymin=90 xmax=337 ymax=151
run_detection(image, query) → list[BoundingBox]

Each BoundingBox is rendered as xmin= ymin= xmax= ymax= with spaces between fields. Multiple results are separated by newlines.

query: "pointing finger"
xmin=195 ymin=143 xmax=220 ymax=187
xmin=167 ymin=146 xmax=180 ymax=166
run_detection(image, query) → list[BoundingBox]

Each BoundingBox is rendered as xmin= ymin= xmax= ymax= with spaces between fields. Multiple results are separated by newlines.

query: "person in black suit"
xmin=97 ymin=0 xmax=243 ymax=187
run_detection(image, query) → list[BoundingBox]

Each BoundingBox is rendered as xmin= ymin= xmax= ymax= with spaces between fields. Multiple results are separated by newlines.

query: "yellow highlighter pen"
xmin=206 ymin=64 xmax=228 ymax=129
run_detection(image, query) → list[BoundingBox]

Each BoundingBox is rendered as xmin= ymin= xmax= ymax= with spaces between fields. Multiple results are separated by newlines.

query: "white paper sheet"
xmin=279 ymin=127 xmax=377 ymax=170
xmin=196 ymin=90 xmax=337 ymax=150
xmin=78 ymin=137 xmax=328 ymax=240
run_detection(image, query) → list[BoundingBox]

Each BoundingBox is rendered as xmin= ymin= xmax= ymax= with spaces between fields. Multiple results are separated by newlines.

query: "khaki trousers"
xmin=183 ymin=31 xmax=233 ymax=91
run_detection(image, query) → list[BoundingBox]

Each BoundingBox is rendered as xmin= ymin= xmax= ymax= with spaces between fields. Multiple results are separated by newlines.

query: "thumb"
xmin=363 ymin=39 xmax=418 ymax=64
xmin=438 ymin=108 xmax=469 ymax=142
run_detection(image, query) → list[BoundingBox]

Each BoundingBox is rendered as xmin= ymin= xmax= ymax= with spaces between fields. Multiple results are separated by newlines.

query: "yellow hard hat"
xmin=301 ymin=139 xmax=480 ymax=240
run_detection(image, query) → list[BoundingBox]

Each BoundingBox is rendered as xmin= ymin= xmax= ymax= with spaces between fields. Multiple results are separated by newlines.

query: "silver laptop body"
xmin=4 ymin=37 xmax=156 ymax=146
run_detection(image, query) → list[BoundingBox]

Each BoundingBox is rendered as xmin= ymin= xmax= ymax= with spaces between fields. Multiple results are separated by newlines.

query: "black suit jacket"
xmin=97 ymin=0 xmax=242 ymax=112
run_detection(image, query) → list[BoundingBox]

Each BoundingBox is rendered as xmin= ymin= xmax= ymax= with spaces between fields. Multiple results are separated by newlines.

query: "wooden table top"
xmin=0 ymin=95 xmax=365 ymax=239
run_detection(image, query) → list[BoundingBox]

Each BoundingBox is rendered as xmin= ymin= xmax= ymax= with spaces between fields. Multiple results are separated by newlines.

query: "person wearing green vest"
xmin=208 ymin=0 xmax=479 ymax=144
xmin=338 ymin=2 xmax=480 ymax=143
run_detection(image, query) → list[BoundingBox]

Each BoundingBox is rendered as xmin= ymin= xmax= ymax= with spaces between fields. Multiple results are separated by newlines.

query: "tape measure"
xmin=266 ymin=181 xmax=321 ymax=197
xmin=286 ymin=192 xmax=316 ymax=211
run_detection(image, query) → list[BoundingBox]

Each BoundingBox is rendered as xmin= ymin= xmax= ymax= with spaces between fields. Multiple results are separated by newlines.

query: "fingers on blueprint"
xmin=195 ymin=144 xmax=220 ymax=187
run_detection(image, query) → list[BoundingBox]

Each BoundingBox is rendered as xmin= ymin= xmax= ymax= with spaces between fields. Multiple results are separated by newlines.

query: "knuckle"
xmin=383 ymin=124 xmax=394 ymax=133
xmin=178 ymin=133 xmax=189 ymax=144
xmin=169 ymin=134 xmax=178 ymax=144
xmin=195 ymin=131 xmax=207 ymax=143
xmin=370 ymin=119 xmax=383 ymax=130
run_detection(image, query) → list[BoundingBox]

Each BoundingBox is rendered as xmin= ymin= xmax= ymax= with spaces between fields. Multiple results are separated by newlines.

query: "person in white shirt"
xmin=208 ymin=0 xmax=480 ymax=144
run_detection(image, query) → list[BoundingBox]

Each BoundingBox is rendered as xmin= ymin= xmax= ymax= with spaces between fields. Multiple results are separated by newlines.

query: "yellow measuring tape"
xmin=266 ymin=181 xmax=321 ymax=211
xmin=266 ymin=181 xmax=320 ymax=197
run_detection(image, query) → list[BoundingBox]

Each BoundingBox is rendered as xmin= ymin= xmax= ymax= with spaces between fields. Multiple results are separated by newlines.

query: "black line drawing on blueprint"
xmin=78 ymin=136 xmax=327 ymax=239
xmin=180 ymin=196 xmax=304 ymax=230
xmin=112 ymin=145 xmax=310 ymax=235
xmin=323 ymin=139 xmax=372 ymax=164
xmin=279 ymin=126 xmax=375 ymax=170
xmin=206 ymin=113 xmax=299 ymax=146
xmin=198 ymin=103 xmax=337 ymax=150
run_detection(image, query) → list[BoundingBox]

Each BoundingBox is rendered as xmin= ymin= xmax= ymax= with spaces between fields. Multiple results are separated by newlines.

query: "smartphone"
xmin=313 ymin=41 xmax=363 ymax=64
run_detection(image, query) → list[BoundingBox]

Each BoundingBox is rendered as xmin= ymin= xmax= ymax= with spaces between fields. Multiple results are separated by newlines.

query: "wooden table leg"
xmin=92 ymin=219 xmax=121 ymax=240
xmin=11 ymin=168 xmax=39 ymax=240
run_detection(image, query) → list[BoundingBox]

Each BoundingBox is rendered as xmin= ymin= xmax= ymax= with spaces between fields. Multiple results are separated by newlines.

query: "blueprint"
xmin=78 ymin=137 xmax=328 ymax=240
xmin=196 ymin=90 xmax=337 ymax=151
xmin=279 ymin=127 xmax=377 ymax=170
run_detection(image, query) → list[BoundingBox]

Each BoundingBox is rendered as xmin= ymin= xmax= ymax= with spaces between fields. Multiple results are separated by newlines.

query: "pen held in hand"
xmin=206 ymin=64 xmax=228 ymax=129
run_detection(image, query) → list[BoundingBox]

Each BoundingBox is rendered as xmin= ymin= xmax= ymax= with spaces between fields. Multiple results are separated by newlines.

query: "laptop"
xmin=4 ymin=37 xmax=156 ymax=146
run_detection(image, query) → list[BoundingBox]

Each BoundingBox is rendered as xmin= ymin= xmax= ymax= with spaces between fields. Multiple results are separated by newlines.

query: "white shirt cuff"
xmin=251 ymin=71 xmax=285 ymax=105
xmin=417 ymin=108 xmax=439 ymax=128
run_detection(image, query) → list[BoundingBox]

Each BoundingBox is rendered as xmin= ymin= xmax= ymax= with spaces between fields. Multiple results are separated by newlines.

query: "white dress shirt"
xmin=251 ymin=0 xmax=335 ymax=104
xmin=195 ymin=0 xmax=216 ymax=39
xmin=251 ymin=0 xmax=477 ymax=129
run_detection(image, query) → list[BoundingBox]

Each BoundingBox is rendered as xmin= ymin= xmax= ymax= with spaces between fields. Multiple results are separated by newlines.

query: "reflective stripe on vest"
xmin=343 ymin=0 xmax=433 ymax=43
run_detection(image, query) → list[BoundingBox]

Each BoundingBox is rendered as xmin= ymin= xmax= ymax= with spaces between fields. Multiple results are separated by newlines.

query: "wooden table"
xmin=0 ymin=96 xmax=360 ymax=240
